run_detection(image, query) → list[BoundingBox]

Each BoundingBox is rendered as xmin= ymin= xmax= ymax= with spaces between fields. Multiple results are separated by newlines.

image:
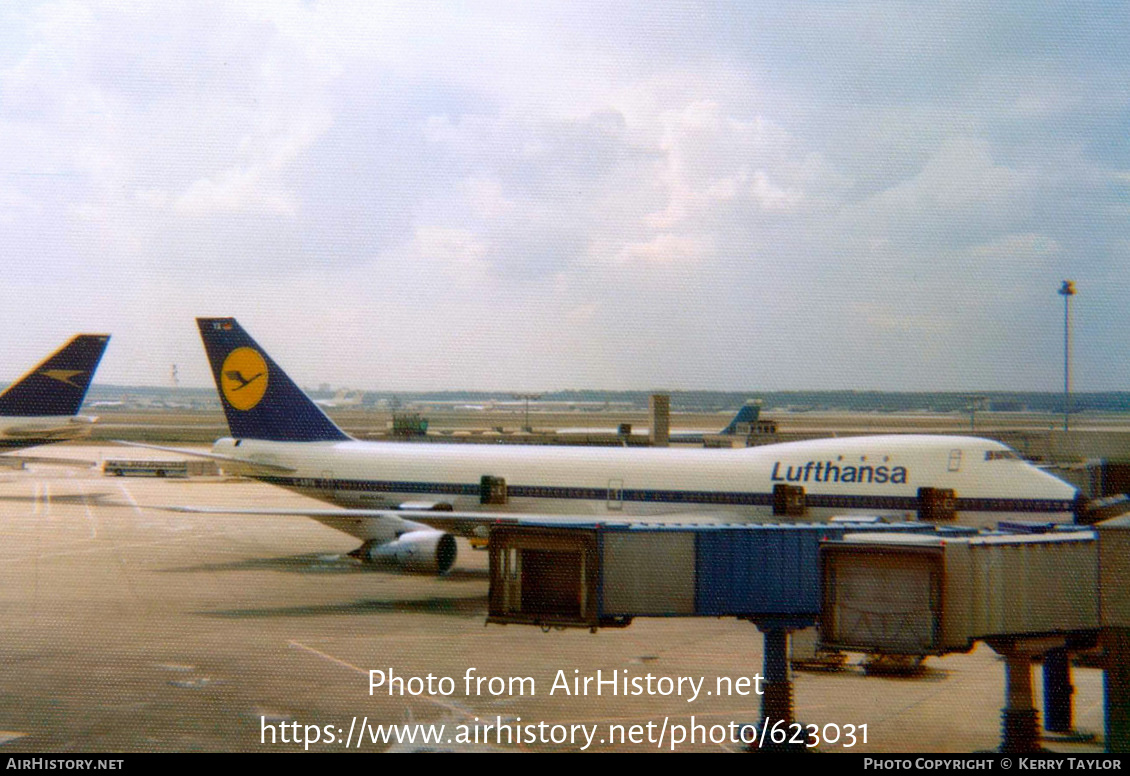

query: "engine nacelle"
xmin=351 ymin=530 xmax=457 ymax=575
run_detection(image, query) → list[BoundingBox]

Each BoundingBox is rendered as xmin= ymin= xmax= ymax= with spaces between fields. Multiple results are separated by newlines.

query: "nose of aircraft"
xmin=1028 ymin=464 xmax=1079 ymax=499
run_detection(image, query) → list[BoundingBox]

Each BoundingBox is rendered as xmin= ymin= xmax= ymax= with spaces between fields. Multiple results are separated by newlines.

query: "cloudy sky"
xmin=1 ymin=1 xmax=1127 ymax=391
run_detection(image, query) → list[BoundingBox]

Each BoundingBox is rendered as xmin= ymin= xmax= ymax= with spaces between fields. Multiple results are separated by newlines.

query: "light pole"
xmin=1058 ymin=280 xmax=1076 ymax=432
xmin=513 ymin=393 xmax=541 ymax=432
xmin=966 ymin=395 xmax=988 ymax=433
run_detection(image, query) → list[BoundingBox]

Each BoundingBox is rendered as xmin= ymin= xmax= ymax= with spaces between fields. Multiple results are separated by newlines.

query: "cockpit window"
xmin=985 ymin=450 xmax=1019 ymax=461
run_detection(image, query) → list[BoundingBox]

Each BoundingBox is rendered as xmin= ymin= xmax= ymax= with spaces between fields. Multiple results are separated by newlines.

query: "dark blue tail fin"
xmin=0 ymin=334 xmax=110 ymax=417
xmin=719 ymin=401 xmax=760 ymax=435
xmin=197 ymin=318 xmax=350 ymax=442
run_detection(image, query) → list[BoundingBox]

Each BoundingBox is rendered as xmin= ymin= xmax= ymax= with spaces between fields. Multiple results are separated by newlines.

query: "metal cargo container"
xmin=487 ymin=527 xmax=601 ymax=628
xmin=602 ymin=531 xmax=695 ymax=615
xmin=1097 ymin=515 xmax=1130 ymax=628
xmin=487 ymin=524 xmax=696 ymax=628
xmin=821 ymin=532 xmax=1099 ymax=655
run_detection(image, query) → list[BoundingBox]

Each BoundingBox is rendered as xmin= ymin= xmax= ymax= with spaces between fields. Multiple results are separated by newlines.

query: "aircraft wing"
xmin=159 ymin=505 xmax=615 ymax=538
xmin=155 ymin=505 xmax=738 ymax=539
xmin=3 ymin=423 xmax=90 ymax=439
xmin=0 ymin=454 xmax=98 ymax=469
xmin=112 ymin=441 xmax=296 ymax=475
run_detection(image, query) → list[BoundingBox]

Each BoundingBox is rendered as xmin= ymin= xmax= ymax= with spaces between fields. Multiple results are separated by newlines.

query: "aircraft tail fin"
xmin=196 ymin=318 xmax=350 ymax=442
xmin=719 ymin=401 xmax=760 ymax=435
xmin=0 ymin=334 xmax=110 ymax=417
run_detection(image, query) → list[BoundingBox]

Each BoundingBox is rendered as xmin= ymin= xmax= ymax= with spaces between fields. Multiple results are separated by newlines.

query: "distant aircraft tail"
xmin=196 ymin=318 xmax=350 ymax=442
xmin=0 ymin=334 xmax=110 ymax=417
xmin=719 ymin=401 xmax=760 ymax=435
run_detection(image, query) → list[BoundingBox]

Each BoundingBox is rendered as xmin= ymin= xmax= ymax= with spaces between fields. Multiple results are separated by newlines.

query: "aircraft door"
xmin=607 ymin=478 xmax=624 ymax=510
xmin=948 ymin=450 xmax=962 ymax=472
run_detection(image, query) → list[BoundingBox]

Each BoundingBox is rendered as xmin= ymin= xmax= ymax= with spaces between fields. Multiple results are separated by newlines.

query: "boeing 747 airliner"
xmin=149 ymin=318 xmax=1077 ymax=574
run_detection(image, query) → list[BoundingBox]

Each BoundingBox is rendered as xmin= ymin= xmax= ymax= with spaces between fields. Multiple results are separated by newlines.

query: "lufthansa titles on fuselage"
xmin=770 ymin=460 xmax=908 ymax=485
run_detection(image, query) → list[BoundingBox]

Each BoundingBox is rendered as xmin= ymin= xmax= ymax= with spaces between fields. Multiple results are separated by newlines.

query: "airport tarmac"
xmin=0 ymin=446 xmax=1109 ymax=753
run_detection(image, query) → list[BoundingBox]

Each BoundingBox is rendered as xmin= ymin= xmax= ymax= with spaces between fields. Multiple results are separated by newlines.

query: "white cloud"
xmin=969 ymin=233 xmax=1061 ymax=262
xmin=647 ymin=100 xmax=815 ymax=228
xmin=410 ymin=226 xmax=490 ymax=267
xmin=846 ymin=135 xmax=1033 ymax=253
xmin=0 ymin=2 xmax=1125 ymax=390
xmin=615 ymin=233 xmax=712 ymax=265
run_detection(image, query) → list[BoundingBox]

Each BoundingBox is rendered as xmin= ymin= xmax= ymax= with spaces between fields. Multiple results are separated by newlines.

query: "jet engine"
xmin=349 ymin=530 xmax=457 ymax=575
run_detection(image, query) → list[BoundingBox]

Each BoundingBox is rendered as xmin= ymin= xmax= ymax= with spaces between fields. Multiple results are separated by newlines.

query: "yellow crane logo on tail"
xmin=221 ymin=347 xmax=269 ymax=411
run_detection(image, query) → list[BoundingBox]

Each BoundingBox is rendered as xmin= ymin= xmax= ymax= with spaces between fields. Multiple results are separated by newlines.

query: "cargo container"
xmin=821 ymin=531 xmax=1099 ymax=655
xmin=1097 ymin=515 xmax=1130 ymax=628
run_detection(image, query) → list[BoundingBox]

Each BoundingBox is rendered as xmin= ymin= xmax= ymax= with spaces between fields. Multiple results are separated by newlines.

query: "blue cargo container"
xmin=696 ymin=527 xmax=832 ymax=616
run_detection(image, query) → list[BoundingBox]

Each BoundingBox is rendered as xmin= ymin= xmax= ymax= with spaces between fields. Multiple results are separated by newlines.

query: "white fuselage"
xmin=211 ymin=434 xmax=1078 ymax=539
xmin=0 ymin=415 xmax=96 ymax=450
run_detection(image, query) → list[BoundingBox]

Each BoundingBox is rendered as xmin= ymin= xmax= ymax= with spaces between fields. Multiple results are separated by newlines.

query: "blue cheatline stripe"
xmin=0 ymin=439 xmax=64 ymax=451
xmin=255 ymin=476 xmax=1074 ymax=514
xmin=955 ymin=497 xmax=1076 ymax=513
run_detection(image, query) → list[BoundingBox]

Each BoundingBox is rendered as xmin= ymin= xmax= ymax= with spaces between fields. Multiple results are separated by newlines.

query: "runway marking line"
xmin=287 ymin=640 xmax=474 ymax=718
xmin=80 ymin=482 xmax=98 ymax=540
xmin=286 ymin=642 xmax=743 ymax=750
xmin=0 ymin=529 xmax=246 ymax=566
